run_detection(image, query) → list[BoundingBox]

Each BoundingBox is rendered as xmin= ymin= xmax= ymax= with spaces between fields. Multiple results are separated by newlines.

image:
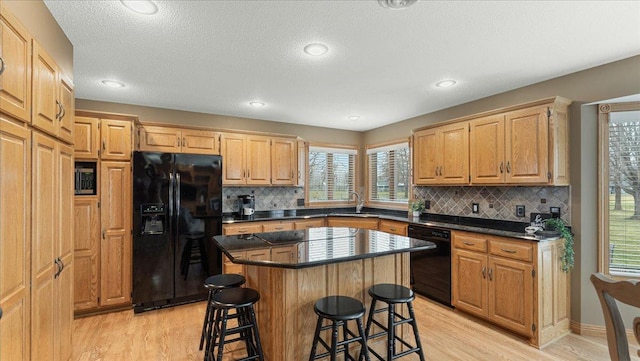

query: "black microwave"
xmin=75 ymin=162 xmax=96 ymax=195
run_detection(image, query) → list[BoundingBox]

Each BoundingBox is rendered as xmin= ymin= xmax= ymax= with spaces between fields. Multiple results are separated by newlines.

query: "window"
xmin=599 ymin=102 xmax=640 ymax=278
xmin=366 ymin=140 xmax=410 ymax=206
xmin=308 ymin=145 xmax=357 ymax=204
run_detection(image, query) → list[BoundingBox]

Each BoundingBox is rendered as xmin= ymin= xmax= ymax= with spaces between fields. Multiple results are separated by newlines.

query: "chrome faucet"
xmin=350 ymin=191 xmax=364 ymax=213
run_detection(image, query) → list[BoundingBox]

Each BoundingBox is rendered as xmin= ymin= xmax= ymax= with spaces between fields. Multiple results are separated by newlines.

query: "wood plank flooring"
xmin=72 ymin=295 xmax=639 ymax=361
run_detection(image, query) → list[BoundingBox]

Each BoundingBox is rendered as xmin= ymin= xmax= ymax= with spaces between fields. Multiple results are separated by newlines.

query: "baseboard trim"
xmin=571 ymin=320 xmax=638 ymax=345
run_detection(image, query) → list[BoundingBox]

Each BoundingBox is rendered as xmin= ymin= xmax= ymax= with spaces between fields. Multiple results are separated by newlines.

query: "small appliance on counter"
xmin=238 ymin=194 xmax=255 ymax=217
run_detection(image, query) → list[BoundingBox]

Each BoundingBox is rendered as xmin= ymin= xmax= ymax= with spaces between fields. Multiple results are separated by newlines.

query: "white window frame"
xmin=365 ymin=139 xmax=411 ymax=210
xmin=598 ymin=101 xmax=640 ymax=279
xmin=306 ymin=143 xmax=358 ymax=207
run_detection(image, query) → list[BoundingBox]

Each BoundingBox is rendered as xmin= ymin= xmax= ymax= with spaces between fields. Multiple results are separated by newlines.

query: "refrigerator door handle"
xmin=176 ymin=173 xmax=181 ymax=219
xmin=169 ymin=173 xmax=174 ymax=218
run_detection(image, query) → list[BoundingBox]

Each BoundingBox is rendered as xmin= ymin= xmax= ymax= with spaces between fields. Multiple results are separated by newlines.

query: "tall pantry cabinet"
xmin=0 ymin=3 xmax=75 ymax=360
xmin=73 ymin=111 xmax=134 ymax=314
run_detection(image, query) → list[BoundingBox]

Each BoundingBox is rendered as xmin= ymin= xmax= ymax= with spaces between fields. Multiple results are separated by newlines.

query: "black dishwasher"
xmin=409 ymin=225 xmax=452 ymax=307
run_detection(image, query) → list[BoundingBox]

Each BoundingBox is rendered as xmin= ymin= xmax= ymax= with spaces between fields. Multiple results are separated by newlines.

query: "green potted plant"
xmin=409 ymin=199 xmax=425 ymax=217
xmin=545 ymin=218 xmax=574 ymax=272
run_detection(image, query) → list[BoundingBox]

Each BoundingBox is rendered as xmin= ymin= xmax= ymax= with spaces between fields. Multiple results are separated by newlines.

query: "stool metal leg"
xmin=407 ymin=301 xmax=425 ymax=361
xmin=356 ymin=318 xmax=371 ymax=361
xmin=200 ymin=290 xmax=213 ymax=350
xmin=330 ymin=321 xmax=339 ymax=361
xmin=247 ymin=305 xmax=264 ymax=361
xmin=309 ymin=315 xmax=324 ymax=361
xmin=216 ymin=309 xmax=229 ymax=361
xmin=342 ymin=321 xmax=349 ymax=361
xmin=387 ymin=303 xmax=395 ymax=361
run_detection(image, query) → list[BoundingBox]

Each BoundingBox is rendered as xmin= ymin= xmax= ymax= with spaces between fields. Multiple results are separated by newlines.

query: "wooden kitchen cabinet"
xmin=261 ymin=220 xmax=295 ymax=232
xmin=271 ymin=137 xmax=297 ymax=185
xmin=0 ymin=117 xmax=31 ymax=361
xmin=31 ymin=41 xmax=75 ymax=144
xmin=378 ymin=219 xmax=408 ymax=236
xmin=0 ymin=6 xmax=32 ymax=123
xmin=246 ymin=135 xmax=271 ymax=185
xmin=294 ymin=218 xmax=325 ymax=229
xmin=74 ymin=111 xmax=135 ymax=161
xmin=137 ymin=124 xmax=219 ymax=155
xmin=31 ymin=132 xmax=74 ymax=361
xmin=271 ymin=245 xmax=297 ymax=263
xmin=223 ymin=222 xmax=263 ymax=236
xmin=413 ymin=122 xmax=469 ymax=185
xmin=469 ymin=98 xmax=571 ymax=185
xmin=73 ymin=198 xmax=100 ymax=311
xmin=326 ymin=216 xmax=379 ymax=230
xmin=452 ymin=230 xmax=569 ymax=348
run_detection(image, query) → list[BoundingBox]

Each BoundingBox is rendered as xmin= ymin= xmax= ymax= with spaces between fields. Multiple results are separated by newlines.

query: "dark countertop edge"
xmin=217 ymin=242 xmax=436 ymax=270
xmin=222 ymin=209 xmax=560 ymax=242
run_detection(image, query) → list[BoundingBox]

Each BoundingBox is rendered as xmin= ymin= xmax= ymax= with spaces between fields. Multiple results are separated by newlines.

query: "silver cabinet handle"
xmin=176 ymin=173 xmax=181 ymax=219
xmin=488 ymin=268 xmax=493 ymax=281
xmin=435 ymin=166 xmax=438 ymax=176
xmin=463 ymin=241 xmax=475 ymax=246
xmin=182 ymin=138 xmax=186 ymax=147
xmin=506 ymin=161 xmax=511 ymax=173
xmin=102 ymin=139 xmax=106 ymax=151
xmin=55 ymin=101 xmax=62 ymax=120
xmin=60 ymin=103 xmax=66 ymax=121
xmin=168 ymin=173 xmax=174 ymax=218
xmin=482 ymin=266 xmax=486 ymax=279
xmin=501 ymin=248 xmax=517 ymax=254
xmin=499 ymin=162 xmax=504 ymax=173
xmin=0 ymin=56 xmax=5 ymax=75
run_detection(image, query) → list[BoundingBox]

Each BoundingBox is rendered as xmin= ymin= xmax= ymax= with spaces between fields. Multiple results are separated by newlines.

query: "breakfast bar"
xmin=213 ymin=227 xmax=436 ymax=361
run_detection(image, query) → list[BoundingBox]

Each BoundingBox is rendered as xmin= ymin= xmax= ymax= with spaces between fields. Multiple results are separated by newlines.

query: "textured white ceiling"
xmin=44 ymin=0 xmax=640 ymax=131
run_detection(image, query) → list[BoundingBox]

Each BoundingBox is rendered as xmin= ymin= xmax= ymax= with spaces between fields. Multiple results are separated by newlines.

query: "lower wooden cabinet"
xmin=293 ymin=218 xmax=325 ymax=229
xmin=378 ymin=219 xmax=408 ymax=236
xmin=73 ymin=161 xmax=132 ymax=315
xmin=452 ymin=230 xmax=569 ymax=348
xmin=326 ymin=217 xmax=379 ymax=230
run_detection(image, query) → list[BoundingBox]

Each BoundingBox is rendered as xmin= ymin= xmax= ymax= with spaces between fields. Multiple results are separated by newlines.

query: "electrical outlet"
xmin=550 ymin=206 xmax=561 ymax=218
xmin=425 ymin=200 xmax=430 ymax=209
xmin=472 ymin=203 xmax=479 ymax=213
xmin=516 ymin=205 xmax=525 ymax=217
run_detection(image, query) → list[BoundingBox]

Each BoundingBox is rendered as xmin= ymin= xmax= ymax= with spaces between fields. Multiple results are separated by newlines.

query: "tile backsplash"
xmin=223 ymin=187 xmax=304 ymax=213
xmin=413 ymin=186 xmax=570 ymax=224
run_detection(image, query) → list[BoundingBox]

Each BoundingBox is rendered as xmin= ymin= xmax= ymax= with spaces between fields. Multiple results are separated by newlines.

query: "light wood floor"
xmin=73 ymin=295 xmax=639 ymax=361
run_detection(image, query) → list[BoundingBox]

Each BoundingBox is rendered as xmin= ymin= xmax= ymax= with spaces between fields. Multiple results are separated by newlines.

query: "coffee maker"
xmin=238 ymin=195 xmax=255 ymax=217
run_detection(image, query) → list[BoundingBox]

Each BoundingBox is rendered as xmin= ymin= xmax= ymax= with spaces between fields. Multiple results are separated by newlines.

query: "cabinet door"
xmin=220 ymin=133 xmax=246 ymax=185
xmin=504 ymin=106 xmax=549 ymax=184
xmin=246 ymin=136 xmax=271 ymax=185
xmin=222 ymin=223 xmax=262 ymax=236
xmin=262 ymin=221 xmax=295 ymax=232
xmin=32 ymin=41 xmax=59 ymax=137
xmin=326 ymin=217 xmax=378 ymax=230
xmin=0 ymin=6 xmax=32 ymax=123
xmin=439 ymin=122 xmax=469 ymax=184
xmin=31 ymin=132 xmax=58 ymax=361
xmin=452 ymin=249 xmax=487 ymax=318
xmin=57 ymin=75 xmax=74 ymax=144
xmin=0 ymin=118 xmax=31 ymax=361
xmin=246 ymin=249 xmax=270 ymax=261
xmin=294 ymin=218 xmax=325 ymax=230
xmin=222 ymin=253 xmax=244 ymax=275
xmin=57 ymin=143 xmax=74 ymax=262
xmin=181 ymin=129 xmax=219 ymax=155
xmin=56 ymin=253 xmax=73 ymax=361
xmin=488 ymin=257 xmax=533 ymax=337
xmin=101 ymin=119 xmax=132 ymax=161
xmin=378 ymin=220 xmax=407 ymax=236
xmin=73 ymin=198 xmax=99 ymax=311
xmin=413 ymin=128 xmax=438 ymax=184
xmin=73 ymin=116 xmax=99 ymax=160
xmin=271 ymin=246 xmax=296 ymax=264
xmin=296 ymin=140 xmax=306 ymax=187
xmin=100 ymin=161 xmax=132 ymax=307
xmin=138 ymin=125 xmax=181 ymax=153
xmin=470 ymin=115 xmax=505 ymax=184
xmin=271 ymin=138 xmax=296 ymax=185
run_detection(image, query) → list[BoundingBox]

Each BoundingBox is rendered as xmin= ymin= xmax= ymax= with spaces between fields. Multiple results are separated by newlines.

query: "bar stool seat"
xmin=208 ymin=287 xmax=264 ymax=361
xmin=200 ymin=274 xmax=246 ymax=353
xmin=309 ymin=296 xmax=370 ymax=361
xmin=361 ymin=284 xmax=425 ymax=361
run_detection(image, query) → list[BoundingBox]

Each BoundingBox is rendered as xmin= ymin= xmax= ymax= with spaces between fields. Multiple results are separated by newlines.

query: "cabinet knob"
xmin=0 ymin=56 xmax=5 ymax=75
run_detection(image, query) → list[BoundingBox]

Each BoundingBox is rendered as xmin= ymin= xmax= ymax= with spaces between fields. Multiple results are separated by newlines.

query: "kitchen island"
xmin=212 ymin=227 xmax=435 ymax=361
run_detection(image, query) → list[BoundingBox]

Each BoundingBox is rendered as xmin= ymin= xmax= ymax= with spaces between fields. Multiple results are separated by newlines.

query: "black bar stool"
xmin=207 ymin=287 xmax=264 ymax=361
xmin=200 ymin=274 xmax=246 ymax=354
xmin=361 ymin=284 xmax=425 ymax=361
xmin=309 ymin=295 xmax=371 ymax=361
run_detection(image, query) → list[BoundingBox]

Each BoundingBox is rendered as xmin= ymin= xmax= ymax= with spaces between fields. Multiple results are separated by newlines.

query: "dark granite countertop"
xmin=222 ymin=208 xmax=562 ymax=242
xmin=213 ymin=227 xmax=436 ymax=269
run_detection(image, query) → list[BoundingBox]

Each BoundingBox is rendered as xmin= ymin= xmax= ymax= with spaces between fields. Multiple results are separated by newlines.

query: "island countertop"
xmin=212 ymin=227 xmax=436 ymax=269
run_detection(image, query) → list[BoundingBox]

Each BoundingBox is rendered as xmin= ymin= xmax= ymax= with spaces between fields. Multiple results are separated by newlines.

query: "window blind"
xmin=367 ymin=142 xmax=410 ymax=204
xmin=308 ymin=145 xmax=356 ymax=202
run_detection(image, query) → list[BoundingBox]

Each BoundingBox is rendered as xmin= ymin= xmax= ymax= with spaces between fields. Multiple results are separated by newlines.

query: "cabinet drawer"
xmin=378 ymin=220 xmax=407 ymax=236
xmin=489 ymin=239 xmax=533 ymax=262
xmin=223 ymin=223 xmax=262 ymax=235
xmin=453 ymin=232 xmax=488 ymax=252
xmin=262 ymin=221 xmax=295 ymax=232
xmin=294 ymin=218 xmax=325 ymax=229
xmin=326 ymin=217 xmax=379 ymax=230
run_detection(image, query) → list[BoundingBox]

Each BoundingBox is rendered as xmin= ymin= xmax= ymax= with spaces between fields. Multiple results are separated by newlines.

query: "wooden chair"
xmin=590 ymin=273 xmax=640 ymax=361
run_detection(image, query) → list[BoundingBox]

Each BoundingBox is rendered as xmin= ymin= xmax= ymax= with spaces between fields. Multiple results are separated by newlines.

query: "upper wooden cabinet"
xmin=271 ymin=137 xmax=297 ymax=186
xmin=246 ymin=135 xmax=271 ymax=185
xmin=469 ymin=99 xmax=570 ymax=185
xmin=413 ymin=122 xmax=469 ymax=185
xmin=31 ymin=41 xmax=75 ymax=144
xmin=0 ymin=5 xmax=32 ymax=123
xmin=137 ymin=124 xmax=219 ymax=155
xmin=74 ymin=111 xmax=134 ymax=161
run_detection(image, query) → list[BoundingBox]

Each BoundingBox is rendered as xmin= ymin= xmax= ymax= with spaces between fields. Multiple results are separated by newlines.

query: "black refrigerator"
xmin=132 ymin=151 xmax=223 ymax=313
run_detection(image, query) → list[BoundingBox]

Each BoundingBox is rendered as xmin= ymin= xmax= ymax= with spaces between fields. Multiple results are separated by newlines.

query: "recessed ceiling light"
xmin=249 ymin=101 xmax=265 ymax=107
xmin=304 ymin=43 xmax=329 ymax=56
xmin=121 ymin=0 xmax=158 ymax=15
xmin=378 ymin=0 xmax=418 ymax=9
xmin=435 ymin=79 xmax=457 ymax=88
xmin=348 ymin=115 xmax=360 ymax=121
xmin=101 ymin=80 xmax=125 ymax=88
